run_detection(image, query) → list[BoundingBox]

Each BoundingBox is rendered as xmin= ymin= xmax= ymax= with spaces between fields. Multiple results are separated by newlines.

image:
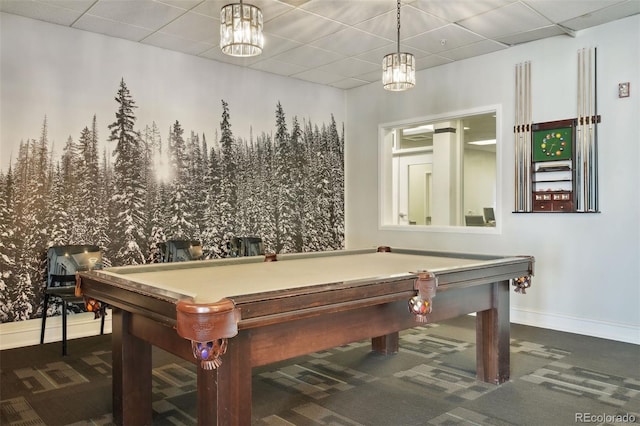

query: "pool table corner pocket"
xmin=175 ymin=298 xmax=241 ymax=369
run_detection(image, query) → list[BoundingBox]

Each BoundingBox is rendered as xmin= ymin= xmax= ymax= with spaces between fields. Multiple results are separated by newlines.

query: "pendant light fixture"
xmin=382 ymin=0 xmax=415 ymax=91
xmin=220 ymin=0 xmax=264 ymax=57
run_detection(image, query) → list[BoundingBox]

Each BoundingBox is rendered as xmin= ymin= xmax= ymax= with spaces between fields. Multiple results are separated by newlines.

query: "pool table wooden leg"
xmin=476 ymin=280 xmax=510 ymax=384
xmin=197 ymin=332 xmax=252 ymax=425
xmin=371 ymin=332 xmax=399 ymax=354
xmin=112 ymin=308 xmax=153 ymax=425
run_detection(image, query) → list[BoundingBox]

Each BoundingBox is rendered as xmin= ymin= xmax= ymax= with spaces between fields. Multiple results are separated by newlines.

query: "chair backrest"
xmin=229 ymin=237 xmax=264 ymax=257
xmin=465 ymin=215 xmax=486 ymax=226
xmin=160 ymin=240 xmax=203 ymax=262
xmin=483 ymin=207 xmax=495 ymax=223
xmin=47 ymin=245 xmax=102 ymax=288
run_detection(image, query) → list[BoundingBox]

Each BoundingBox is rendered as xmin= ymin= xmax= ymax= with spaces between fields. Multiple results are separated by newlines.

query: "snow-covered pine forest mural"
xmin=0 ymin=78 xmax=344 ymax=323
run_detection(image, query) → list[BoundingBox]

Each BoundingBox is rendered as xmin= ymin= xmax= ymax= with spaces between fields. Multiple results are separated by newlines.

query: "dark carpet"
xmin=1 ymin=316 xmax=639 ymax=425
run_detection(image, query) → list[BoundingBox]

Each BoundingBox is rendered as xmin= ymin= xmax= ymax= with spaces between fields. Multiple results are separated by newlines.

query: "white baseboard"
xmin=1 ymin=308 xmax=637 ymax=350
xmin=511 ymin=308 xmax=640 ymax=345
xmin=0 ymin=311 xmax=112 ymax=351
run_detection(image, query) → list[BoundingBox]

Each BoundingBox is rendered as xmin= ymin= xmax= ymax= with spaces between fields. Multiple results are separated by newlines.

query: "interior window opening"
xmin=380 ymin=108 xmax=498 ymax=230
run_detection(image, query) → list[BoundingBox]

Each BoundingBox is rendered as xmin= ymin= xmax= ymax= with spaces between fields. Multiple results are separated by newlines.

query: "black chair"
xmin=483 ymin=207 xmax=496 ymax=224
xmin=40 ymin=245 xmax=105 ymax=356
xmin=229 ymin=237 xmax=264 ymax=257
xmin=159 ymin=240 xmax=203 ymax=262
xmin=465 ymin=215 xmax=486 ymax=226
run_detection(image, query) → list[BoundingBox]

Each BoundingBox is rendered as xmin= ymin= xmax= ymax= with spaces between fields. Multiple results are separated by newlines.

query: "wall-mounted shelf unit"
xmin=531 ymin=119 xmax=577 ymax=212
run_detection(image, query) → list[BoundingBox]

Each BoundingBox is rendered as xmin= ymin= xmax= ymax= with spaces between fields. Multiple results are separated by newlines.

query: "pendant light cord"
xmin=396 ymin=0 xmax=401 ymax=54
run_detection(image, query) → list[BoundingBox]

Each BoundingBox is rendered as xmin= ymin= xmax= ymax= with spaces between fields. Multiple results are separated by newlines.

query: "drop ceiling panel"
xmin=560 ymin=0 xmax=640 ymax=30
xmin=270 ymin=44 xmax=343 ymax=68
xmin=142 ymin=31 xmax=214 ymax=55
xmin=160 ymin=0 xmax=202 ymax=9
xmin=418 ymin=54 xmax=454 ymax=69
xmin=355 ymin=7 xmax=448 ymax=40
xmin=0 ymin=0 xmax=637 ymax=89
xmin=291 ymin=68 xmax=344 ymax=85
xmin=264 ymin=8 xmax=346 ymax=43
xmin=316 ymin=57 xmax=380 ymax=79
xmin=191 ymin=0 xmax=295 ymax=21
xmin=404 ymin=24 xmax=486 ymax=53
xmin=439 ymin=39 xmax=507 ymax=61
xmin=330 ymin=77 xmax=371 ymax=90
xmin=411 ymin=0 xmax=517 ymax=22
xmin=154 ymin=11 xmax=218 ymax=42
xmin=311 ymin=27 xmax=391 ymax=57
xmin=41 ymin=0 xmax=96 ymax=13
xmin=83 ymin=0 xmax=185 ymax=30
xmin=459 ymin=2 xmax=553 ymax=38
xmin=497 ymin=24 xmax=566 ymax=45
xmin=355 ymin=43 xmax=432 ymax=68
xmin=522 ymin=0 xmax=628 ymax=24
xmin=300 ymin=0 xmax=395 ymax=26
xmin=73 ymin=14 xmax=155 ymax=41
xmin=249 ymin=58 xmax=308 ymax=76
xmin=0 ymin=0 xmax=88 ymax=25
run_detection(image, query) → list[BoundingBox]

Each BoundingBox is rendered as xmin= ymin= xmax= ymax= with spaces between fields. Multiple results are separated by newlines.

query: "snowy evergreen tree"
xmin=255 ymin=132 xmax=277 ymax=253
xmin=16 ymin=119 xmax=54 ymax=319
xmin=0 ymin=168 xmax=17 ymax=321
xmin=107 ymin=79 xmax=146 ymax=265
xmin=72 ymin=127 xmax=99 ymax=243
xmin=142 ymin=122 xmax=165 ymax=263
xmin=301 ymin=121 xmax=325 ymax=252
xmin=166 ymin=120 xmax=195 ymax=239
xmin=73 ymin=116 xmax=102 ymax=245
xmin=217 ymin=101 xmax=238 ymax=255
xmin=96 ymin=148 xmax=114 ymax=267
xmin=202 ymin=134 xmax=224 ymax=257
xmin=288 ymin=116 xmax=306 ymax=252
xmin=273 ymin=102 xmax=295 ymax=253
xmin=328 ymin=117 xmax=345 ymax=249
xmin=45 ymin=164 xmax=71 ymax=248
xmin=187 ymin=131 xmax=208 ymax=239
xmin=235 ymin=132 xmax=263 ymax=239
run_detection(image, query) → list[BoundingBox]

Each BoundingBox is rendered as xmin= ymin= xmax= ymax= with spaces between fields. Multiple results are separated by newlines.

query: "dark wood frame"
xmin=78 ymin=248 xmax=534 ymax=426
xmin=531 ymin=118 xmax=577 ymax=212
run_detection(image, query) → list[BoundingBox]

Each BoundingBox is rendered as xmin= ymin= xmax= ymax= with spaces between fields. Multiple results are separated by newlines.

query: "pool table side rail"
xmin=94 ymin=247 xmax=529 ymax=276
xmin=234 ymin=256 xmax=533 ymax=320
xmin=78 ymin=270 xmax=190 ymax=327
xmin=97 ymin=248 xmax=377 ymax=276
xmin=78 ymin=252 xmax=533 ymax=332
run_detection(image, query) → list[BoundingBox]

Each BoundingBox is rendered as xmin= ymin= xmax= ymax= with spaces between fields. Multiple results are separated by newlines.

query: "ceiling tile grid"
xmin=0 ymin=0 xmax=637 ymax=88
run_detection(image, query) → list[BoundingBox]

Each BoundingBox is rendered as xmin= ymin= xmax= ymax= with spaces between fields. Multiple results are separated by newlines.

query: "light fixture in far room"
xmin=220 ymin=0 xmax=264 ymax=57
xmin=382 ymin=0 xmax=415 ymax=91
xmin=468 ymin=139 xmax=497 ymax=146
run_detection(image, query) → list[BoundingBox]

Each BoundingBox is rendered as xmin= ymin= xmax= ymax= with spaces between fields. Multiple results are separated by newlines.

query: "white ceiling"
xmin=1 ymin=0 xmax=638 ymax=89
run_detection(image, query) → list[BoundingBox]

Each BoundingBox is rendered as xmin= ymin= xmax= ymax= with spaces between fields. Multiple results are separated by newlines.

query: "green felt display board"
xmin=532 ymin=126 xmax=573 ymax=162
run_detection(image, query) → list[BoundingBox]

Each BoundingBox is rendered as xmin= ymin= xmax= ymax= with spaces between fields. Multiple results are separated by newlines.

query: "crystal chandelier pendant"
xmin=382 ymin=0 xmax=415 ymax=91
xmin=220 ymin=1 xmax=264 ymax=57
xmin=382 ymin=52 xmax=415 ymax=91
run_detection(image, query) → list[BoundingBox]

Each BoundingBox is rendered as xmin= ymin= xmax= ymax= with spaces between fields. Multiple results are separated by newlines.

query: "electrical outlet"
xmin=618 ymin=82 xmax=630 ymax=98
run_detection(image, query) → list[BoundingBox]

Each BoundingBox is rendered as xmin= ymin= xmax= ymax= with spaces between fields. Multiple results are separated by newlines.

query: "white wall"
xmin=464 ymin=148 xmax=496 ymax=217
xmin=345 ymin=15 xmax=640 ymax=344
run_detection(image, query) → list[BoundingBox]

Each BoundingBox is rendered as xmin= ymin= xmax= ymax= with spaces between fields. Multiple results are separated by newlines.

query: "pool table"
xmin=77 ymin=247 xmax=534 ymax=425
